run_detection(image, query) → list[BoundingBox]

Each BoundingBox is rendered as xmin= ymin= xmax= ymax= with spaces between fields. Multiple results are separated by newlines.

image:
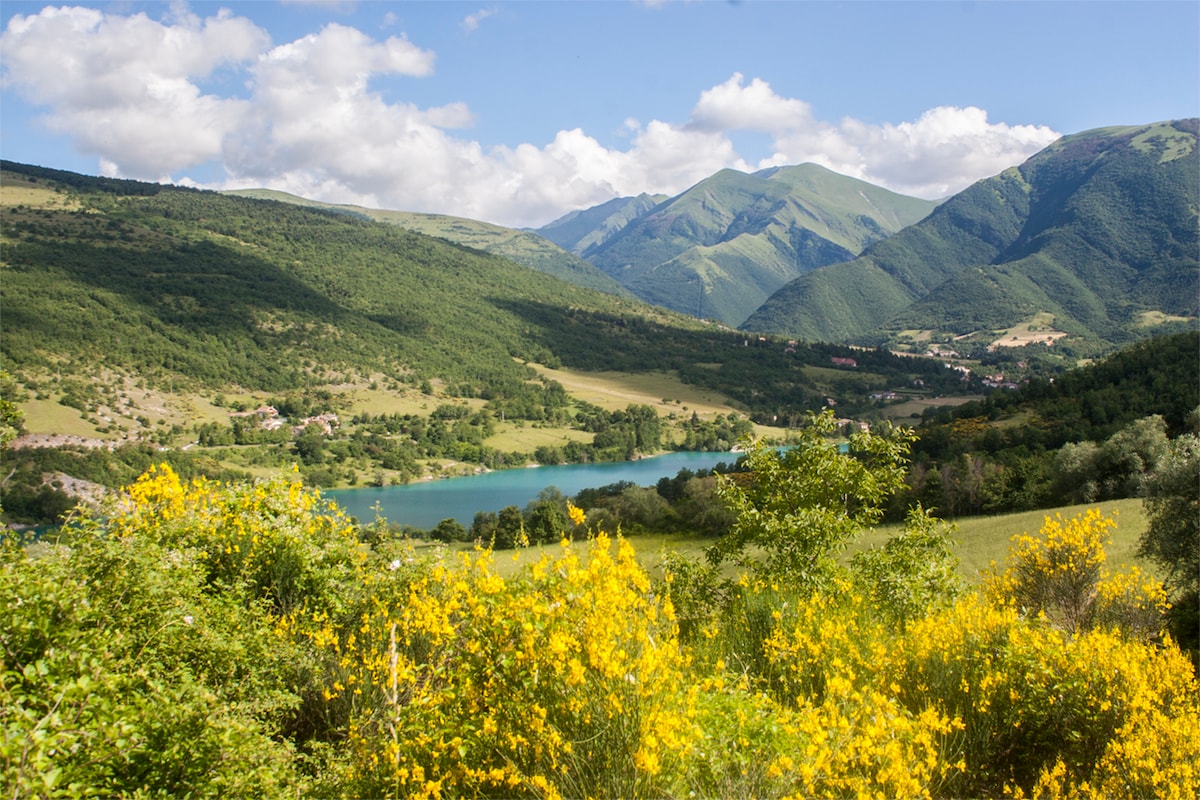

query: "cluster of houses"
xmin=228 ymin=405 xmax=340 ymax=435
xmin=983 ymin=374 xmax=1021 ymax=390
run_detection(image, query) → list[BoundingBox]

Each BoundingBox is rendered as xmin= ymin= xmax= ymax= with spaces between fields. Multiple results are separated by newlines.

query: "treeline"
xmin=415 ymin=460 xmax=743 ymax=549
xmin=891 ymin=332 xmax=1199 ymax=518
xmin=916 ymin=331 xmax=1198 ymax=451
xmin=504 ymin=300 xmax=978 ymax=421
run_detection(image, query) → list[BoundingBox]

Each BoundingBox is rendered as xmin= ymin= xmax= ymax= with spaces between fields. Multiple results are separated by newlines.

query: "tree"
xmin=1139 ymin=433 xmax=1200 ymax=656
xmin=0 ymin=370 xmax=25 ymax=448
xmin=492 ymin=505 xmax=527 ymax=549
xmin=525 ymin=499 xmax=569 ymax=545
xmin=851 ymin=505 xmax=963 ymax=625
xmin=293 ymin=423 xmax=328 ymax=465
xmin=431 ymin=517 xmax=468 ymax=543
xmin=1097 ymin=414 xmax=1169 ymax=498
xmin=708 ymin=410 xmax=916 ymax=590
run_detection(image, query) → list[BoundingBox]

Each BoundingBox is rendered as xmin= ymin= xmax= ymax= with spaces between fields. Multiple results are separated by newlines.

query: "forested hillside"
xmin=745 ymin=120 xmax=1200 ymax=354
xmin=890 ymin=331 xmax=1199 ymax=518
xmin=224 ymin=188 xmax=633 ymax=297
xmin=2 ymin=163 xmax=652 ymax=395
xmin=0 ymin=161 xmax=971 ymax=413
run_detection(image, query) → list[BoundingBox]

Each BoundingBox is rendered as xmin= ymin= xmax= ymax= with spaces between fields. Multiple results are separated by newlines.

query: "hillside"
xmin=0 ymin=161 xmax=969 ymax=429
xmin=224 ymin=188 xmax=631 ymax=297
xmin=1 ymin=162 xmax=680 ymax=401
xmin=743 ymin=120 xmax=1200 ymax=355
xmin=543 ymin=164 xmax=935 ymax=327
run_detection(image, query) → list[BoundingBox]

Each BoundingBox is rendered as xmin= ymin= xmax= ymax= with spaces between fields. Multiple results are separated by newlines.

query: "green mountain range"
xmin=539 ymin=164 xmax=936 ymax=327
xmin=224 ymin=188 xmax=631 ymax=298
xmin=743 ymin=120 xmax=1200 ymax=354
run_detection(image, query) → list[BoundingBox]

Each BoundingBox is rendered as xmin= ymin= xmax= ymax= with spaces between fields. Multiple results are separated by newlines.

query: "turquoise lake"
xmin=326 ymin=451 xmax=743 ymax=529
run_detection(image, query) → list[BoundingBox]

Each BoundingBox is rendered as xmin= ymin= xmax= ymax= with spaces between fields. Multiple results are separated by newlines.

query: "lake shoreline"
xmin=327 ymin=450 xmax=746 ymax=530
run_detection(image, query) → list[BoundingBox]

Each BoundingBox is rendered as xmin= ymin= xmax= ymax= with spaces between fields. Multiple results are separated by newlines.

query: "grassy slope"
xmin=743 ymin=165 xmax=1034 ymax=339
xmin=460 ymin=498 xmax=1152 ymax=585
xmin=537 ymin=193 xmax=669 ymax=256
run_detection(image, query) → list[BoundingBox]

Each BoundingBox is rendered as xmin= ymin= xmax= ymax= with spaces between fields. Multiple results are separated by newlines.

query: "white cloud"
xmin=682 ymin=73 xmax=1060 ymax=200
xmin=770 ymin=105 xmax=1060 ymax=199
xmin=689 ymin=72 xmax=813 ymax=133
xmin=462 ymin=8 xmax=499 ymax=33
xmin=1 ymin=8 xmax=1060 ymax=228
xmin=1 ymin=5 xmax=268 ymax=176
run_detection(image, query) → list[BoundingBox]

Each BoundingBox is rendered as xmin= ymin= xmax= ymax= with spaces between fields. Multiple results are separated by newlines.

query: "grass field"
xmin=484 ymin=423 xmax=594 ymax=453
xmin=879 ymin=395 xmax=982 ymax=420
xmin=856 ymin=497 xmax=1150 ymax=583
xmin=459 ymin=498 xmax=1153 ymax=587
xmin=987 ymin=313 xmax=1069 ymax=351
xmin=526 ymin=363 xmax=740 ymax=417
xmin=0 ymin=174 xmax=85 ymax=211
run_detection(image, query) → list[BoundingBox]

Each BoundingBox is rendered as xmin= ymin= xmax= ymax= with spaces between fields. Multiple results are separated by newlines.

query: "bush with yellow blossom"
xmin=331 ymin=531 xmax=698 ymax=799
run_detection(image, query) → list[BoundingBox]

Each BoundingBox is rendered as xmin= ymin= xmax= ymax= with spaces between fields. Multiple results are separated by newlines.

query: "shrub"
xmin=333 ymin=533 xmax=698 ymax=799
xmin=986 ymin=509 xmax=1168 ymax=640
xmin=891 ymin=595 xmax=1199 ymax=798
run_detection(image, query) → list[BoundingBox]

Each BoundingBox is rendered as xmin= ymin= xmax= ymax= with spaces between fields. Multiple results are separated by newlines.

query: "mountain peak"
xmin=538 ymin=165 xmax=936 ymax=326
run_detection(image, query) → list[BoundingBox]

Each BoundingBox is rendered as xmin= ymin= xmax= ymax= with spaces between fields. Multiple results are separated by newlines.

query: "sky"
xmin=1 ymin=1 xmax=1197 ymax=228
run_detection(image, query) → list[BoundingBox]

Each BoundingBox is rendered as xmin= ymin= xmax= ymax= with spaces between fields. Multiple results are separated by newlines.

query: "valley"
xmin=1 ymin=120 xmax=1197 ymax=533
xmin=1 ymin=130 xmax=1196 ymax=800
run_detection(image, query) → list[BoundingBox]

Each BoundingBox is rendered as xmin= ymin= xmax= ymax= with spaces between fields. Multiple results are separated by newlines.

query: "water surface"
xmin=327 ymin=451 xmax=741 ymax=529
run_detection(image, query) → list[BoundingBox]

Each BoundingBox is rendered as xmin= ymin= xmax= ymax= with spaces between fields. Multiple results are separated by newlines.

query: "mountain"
xmin=224 ymin=188 xmax=631 ymax=297
xmin=536 ymin=193 xmax=669 ymax=256
xmin=540 ymin=165 xmax=936 ymax=327
xmin=0 ymin=162 xmax=672 ymax=397
xmin=743 ymin=120 xmax=1200 ymax=354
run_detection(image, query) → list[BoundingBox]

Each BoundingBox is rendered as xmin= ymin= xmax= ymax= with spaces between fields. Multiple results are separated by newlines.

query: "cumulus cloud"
xmin=1 ymin=5 xmax=268 ymax=176
xmin=689 ymin=73 xmax=814 ymax=133
xmin=1 ymin=8 xmax=1059 ymax=227
xmin=682 ymin=73 xmax=1059 ymax=200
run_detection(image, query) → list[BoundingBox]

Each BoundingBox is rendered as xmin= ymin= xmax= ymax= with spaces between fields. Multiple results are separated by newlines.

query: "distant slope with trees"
xmin=0 ymin=161 xmax=970 ymax=420
xmin=224 ymin=188 xmax=633 ymax=297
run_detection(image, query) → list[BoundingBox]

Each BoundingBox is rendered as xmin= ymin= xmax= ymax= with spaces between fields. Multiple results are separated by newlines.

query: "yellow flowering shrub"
xmin=890 ymin=593 xmax=1200 ymax=798
xmin=10 ymin=466 xmax=1197 ymax=800
xmin=336 ymin=532 xmax=698 ymax=799
xmin=986 ymin=509 xmax=1168 ymax=638
xmin=110 ymin=463 xmax=365 ymax=617
xmin=759 ymin=586 xmax=961 ymax=798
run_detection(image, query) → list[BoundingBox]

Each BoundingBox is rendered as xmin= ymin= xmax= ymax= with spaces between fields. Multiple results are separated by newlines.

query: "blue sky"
xmin=2 ymin=1 xmax=1197 ymax=227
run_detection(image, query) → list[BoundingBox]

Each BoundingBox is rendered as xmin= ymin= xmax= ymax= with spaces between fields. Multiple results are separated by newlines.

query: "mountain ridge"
xmin=742 ymin=119 xmax=1200 ymax=355
xmin=223 ymin=188 xmax=633 ymax=298
xmin=540 ymin=163 xmax=937 ymax=326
